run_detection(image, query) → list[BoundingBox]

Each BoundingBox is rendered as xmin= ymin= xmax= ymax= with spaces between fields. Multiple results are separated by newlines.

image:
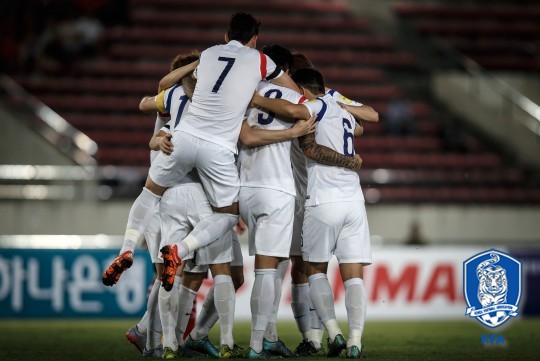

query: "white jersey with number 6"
xmin=302 ymin=94 xmax=364 ymax=206
xmin=179 ymin=40 xmax=282 ymax=154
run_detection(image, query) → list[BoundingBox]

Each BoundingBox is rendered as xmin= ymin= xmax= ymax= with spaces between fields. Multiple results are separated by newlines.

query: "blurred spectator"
xmin=386 ymin=96 xmax=417 ymax=136
xmin=405 ymin=221 xmax=426 ymax=246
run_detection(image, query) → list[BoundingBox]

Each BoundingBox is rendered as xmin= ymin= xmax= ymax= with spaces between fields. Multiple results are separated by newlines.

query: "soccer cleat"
xmin=246 ymin=347 xmax=273 ymax=359
xmin=263 ymin=338 xmax=297 ymax=357
xmin=125 ymin=325 xmax=146 ymax=354
xmin=294 ymin=340 xmax=325 ymax=357
xmin=160 ymin=245 xmax=181 ymax=291
xmin=162 ymin=347 xmax=177 ymax=359
xmin=102 ymin=251 xmax=133 ymax=286
xmin=185 ymin=335 xmax=220 ymax=358
xmin=143 ymin=345 xmax=163 ymax=357
xmin=346 ymin=345 xmax=363 ymax=359
xmin=219 ymin=344 xmax=243 ymax=359
xmin=327 ymin=334 xmax=346 ymax=357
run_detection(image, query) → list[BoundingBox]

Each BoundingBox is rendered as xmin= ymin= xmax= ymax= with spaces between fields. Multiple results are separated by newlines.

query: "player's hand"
xmin=159 ymin=133 xmax=174 ymax=155
xmin=291 ymin=114 xmax=317 ymax=138
xmin=234 ymin=217 xmax=247 ymax=236
xmin=351 ymin=154 xmax=363 ymax=172
xmin=249 ymin=92 xmax=261 ymax=108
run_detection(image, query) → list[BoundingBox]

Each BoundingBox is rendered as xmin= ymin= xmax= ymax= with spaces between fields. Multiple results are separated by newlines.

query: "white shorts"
xmin=158 ymin=180 xmax=212 ymax=259
xmin=144 ymin=206 xmax=163 ymax=264
xmin=240 ymin=187 xmax=295 ymax=258
xmin=149 ymin=131 xmax=239 ymax=208
xmin=289 ymin=195 xmax=305 ymax=257
xmin=184 ymin=232 xmax=244 ymax=273
xmin=160 ymin=181 xmax=243 ymax=270
xmin=302 ymin=200 xmax=372 ymax=264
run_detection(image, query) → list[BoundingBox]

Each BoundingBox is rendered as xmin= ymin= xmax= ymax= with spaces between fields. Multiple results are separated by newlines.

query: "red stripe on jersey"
xmin=259 ymin=51 xmax=267 ymax=79
xmin=298 ymin=96 xmax=307 ymax=104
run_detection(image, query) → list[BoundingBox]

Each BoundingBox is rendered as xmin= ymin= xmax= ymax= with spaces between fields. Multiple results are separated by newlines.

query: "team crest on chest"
xmin=463 ymin=249 xmax=522 ymax=328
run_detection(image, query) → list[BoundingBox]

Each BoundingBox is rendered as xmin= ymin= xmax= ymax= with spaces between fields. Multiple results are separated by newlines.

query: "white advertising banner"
xmin=195 ymin=246 xmax=488 ymax=320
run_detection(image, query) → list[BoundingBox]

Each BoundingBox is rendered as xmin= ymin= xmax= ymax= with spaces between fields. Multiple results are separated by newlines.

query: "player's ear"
xmin=247 ymin=35 xmax=258 ymax=48
xmin=224 ymin=33 xmax=229 ymax=43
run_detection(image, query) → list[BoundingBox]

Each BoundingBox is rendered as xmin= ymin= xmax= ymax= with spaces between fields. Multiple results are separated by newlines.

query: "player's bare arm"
xmin=149 ymin=130 xmax=174 ymax=155
xmin=158 ymin=60 xmax=199 ymax=91
xmin=139 ymin=96 xmax=159 ymax=112
xmin=251 ymin=92 xmax=310 ymax=120
xmin=239 ymin=114 xmax=316 ymax=147
xmin=299 ymin=133 xmax=363 ymax=172
xmin=355 ymin=121 xmax=364 ymax=137
xmin=341 ymin=103 xmax=379 ymax=123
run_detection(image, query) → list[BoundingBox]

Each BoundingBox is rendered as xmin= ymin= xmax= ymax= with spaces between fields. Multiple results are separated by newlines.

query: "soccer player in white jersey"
xmin=251 ymin=68 xmax=372 ymax=359
xmin=118 ymin=52 xmax=200 ymax=358
xmin=140 ymin=70 xmax=246 ymax=358
xmin=102 ymin=12 xmax=299 ymax=293
xmin=239 ymin=45 xmax=370 ymax=359
xmin=238 ymin=45 xmax=302 ymax=359
xmin=284 ymin=53 xmax=378 ymax=357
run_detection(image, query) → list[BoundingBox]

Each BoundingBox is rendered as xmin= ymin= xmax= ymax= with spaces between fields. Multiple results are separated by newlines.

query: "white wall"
xmin=1 ymin=201 xmax=539 ymax=245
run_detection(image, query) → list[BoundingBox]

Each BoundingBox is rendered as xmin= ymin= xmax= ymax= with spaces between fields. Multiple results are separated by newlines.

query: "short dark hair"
xmin=170 ymin=51 xmax=200 ymax=71
xmin=291 ymin=68 xmax=325 ymax=94
xmin=291 ymin=53 xmax=313 ymax=74
xmin=227 ymin=12 xmax=261 ymax=44
xmin=262 ymin=44 xmax=293 ymax=72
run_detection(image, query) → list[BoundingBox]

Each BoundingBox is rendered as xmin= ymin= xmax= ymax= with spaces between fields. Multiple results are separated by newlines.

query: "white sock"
xmin=120 ymin=187 xmax=161 ymax=254
xmin=146 ymin=280 xmax=163 ymax=350
xmin=159 ymin=275 xmax=181 ymax=350
xmin=176 ymin=213 xmax=239 ymax=259
xmin=250 ymin=269 xmax=276 ymax=352
xmin=308 ymin=286 xmax=325 ymax=348
xmin=344 ymin=278 xmax=367 ymax=348
xmin=176 ymin=285 xmax=197 ymax=346
xmin=265 ymin=260 xmax=288 ymax=342
xmin=190 ymin=286 xmax=219 ymax=340
xmin=291 ymin=283 xmax=311 ymax=340
xmin=137 ymin=311 xmax=149 ymax=335
xmin=214 ymin=274 xmax=236 ymax=348
xmin=308 ymin=273 xmax=342 ymax=340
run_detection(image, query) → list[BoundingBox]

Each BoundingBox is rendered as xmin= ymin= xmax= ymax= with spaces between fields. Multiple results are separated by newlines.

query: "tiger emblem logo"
xmin=477 ymin=253 xmax=507 ymax=307
xmin=464 ymin=249 xmax=521 ymax=328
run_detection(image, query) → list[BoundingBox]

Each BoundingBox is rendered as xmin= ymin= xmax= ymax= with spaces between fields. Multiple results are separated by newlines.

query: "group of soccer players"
xmin=101 ymin=11 xmax=378 ymax=359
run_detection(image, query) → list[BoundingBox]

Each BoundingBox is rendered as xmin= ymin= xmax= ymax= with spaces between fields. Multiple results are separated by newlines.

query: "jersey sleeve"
xmin=160 ymin=120 xmax=172 ymax=134
xmin=301 ymin=99 xmax=323 ymax=118
xmin=327 ymin=88 xmax=363 ymax=106
xmin=259 ymin=52 xmax=283 ymax=81
xmin=155 ymin=90 xmax=167 ymax=114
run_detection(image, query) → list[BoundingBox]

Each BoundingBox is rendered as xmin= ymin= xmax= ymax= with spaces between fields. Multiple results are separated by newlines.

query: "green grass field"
xmin=0 ymin=319 xmax=538 ymax=360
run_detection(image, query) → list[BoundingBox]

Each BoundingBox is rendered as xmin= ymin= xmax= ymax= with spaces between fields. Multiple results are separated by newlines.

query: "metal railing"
xmin=0 ymin=75 xmax=98 ymax=167
xmin=433 ymin=39 xmax=540 ymax=138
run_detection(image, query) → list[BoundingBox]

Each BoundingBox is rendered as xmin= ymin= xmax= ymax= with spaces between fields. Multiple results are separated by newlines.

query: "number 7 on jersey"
xmin=212 ymin=57 xmax=236 ymax=93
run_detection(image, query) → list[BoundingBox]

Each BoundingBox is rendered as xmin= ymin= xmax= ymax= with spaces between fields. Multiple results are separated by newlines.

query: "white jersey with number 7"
xmin=179 ymin=40 xmax=282 ymax=154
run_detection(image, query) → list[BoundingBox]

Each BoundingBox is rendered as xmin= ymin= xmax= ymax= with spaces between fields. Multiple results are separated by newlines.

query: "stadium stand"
xmin=3 ymin=0 xmax=540 ymax=203
xmin=394 ymin=1 xmax=540 ymax=71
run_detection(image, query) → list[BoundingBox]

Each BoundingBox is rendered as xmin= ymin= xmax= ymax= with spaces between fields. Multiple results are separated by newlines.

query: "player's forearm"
xmin=140 ymin=96 xmax=158 ymax=112
xmin=344 ymin=104 xmax=379 ymax=123
xmin=149 ymin=135 xmax=161 ymax=151
xmin=253 ymin=94 xmax=308 ymax=120
xmin=241 ymin=127 xmax=296 ymax=147
xmin=300 ymin=134 xmax=361 ymax=171
xmin=158 ymin=60 xmax=199 ymax=91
